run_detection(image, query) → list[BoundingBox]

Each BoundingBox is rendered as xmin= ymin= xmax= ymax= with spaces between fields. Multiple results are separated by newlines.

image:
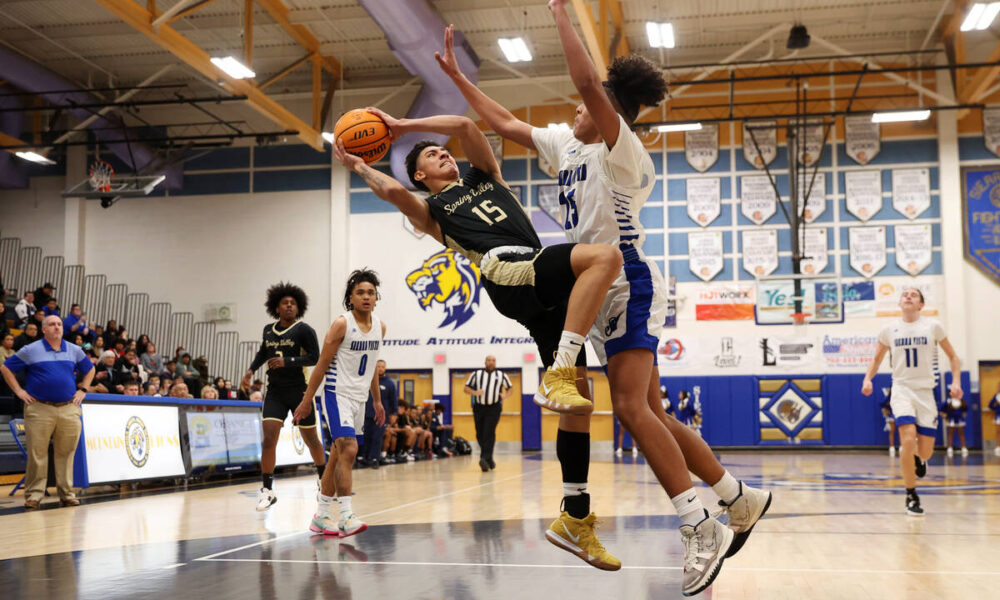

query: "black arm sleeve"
xmin=288 ymin=325 xmax=319 ymax=368
xmin=248 ymin=338 xmax=268 ymax=372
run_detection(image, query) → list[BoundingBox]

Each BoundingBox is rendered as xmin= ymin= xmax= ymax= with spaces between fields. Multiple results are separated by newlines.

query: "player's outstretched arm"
xmin=334 ymin=139 xmax=443 ymax=243
xmin=861 ymin=344 xmax=889 ymax=395
xmin=548 ymin=0 xmax=621 ymax=149
xmin=294 ymin=317 xmax=346 ymax=423
xmin=435 ymin=24 xmax=535 ymax=149
xmin=938 ymin=337 xmax=963 ymax=400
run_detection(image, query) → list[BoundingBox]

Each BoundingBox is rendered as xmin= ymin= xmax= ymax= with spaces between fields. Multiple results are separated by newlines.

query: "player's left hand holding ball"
xmin=292 ymin=398 xmax=313 ymax=424
xmin=365 ymin=107 xmax=405 ymax=139
xmin=949 ymin=382 xmax=963 ymax=401
xmin=334 ymin=138 xmax=365 ymax=170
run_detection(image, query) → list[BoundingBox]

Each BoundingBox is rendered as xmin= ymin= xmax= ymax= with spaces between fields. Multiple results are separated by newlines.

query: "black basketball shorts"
xmin=262 ymin=384 xmax=315 ymax=427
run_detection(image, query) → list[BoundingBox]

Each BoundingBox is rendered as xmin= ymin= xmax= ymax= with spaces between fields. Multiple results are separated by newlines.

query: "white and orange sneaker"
xmin=309 ymin=513 xmax=340 ymax=536
xmin=338 ymin=512 xmax=368 ymax=538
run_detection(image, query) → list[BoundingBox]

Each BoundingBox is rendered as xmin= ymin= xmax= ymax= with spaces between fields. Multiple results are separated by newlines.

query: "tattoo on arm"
xmin=358 ymin=165 xmax=386 ymax=191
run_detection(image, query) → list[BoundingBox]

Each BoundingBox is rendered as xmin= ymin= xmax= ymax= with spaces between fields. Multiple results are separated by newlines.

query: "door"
xmin=541 ymin=368 xmax=613 ymax=442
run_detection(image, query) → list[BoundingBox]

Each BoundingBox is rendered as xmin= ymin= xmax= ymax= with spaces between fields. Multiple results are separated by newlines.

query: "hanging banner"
xmin=741 ymin=175 xmax=777 ymax=224
xmin=743 ymin=120 xmax=777 ymax=168
xmin=892 ymin=168 xmax=931 ymax=219
xmin=687 ymin=177 xmax=722 ymax=226
xmin=741 ymin=229 xmax=778 ymax=277
xmin=895 ymin=223 xmax=933 ymax=276
xmin=984 ymin=108 xmax=1000 ymax=158
xmin=793 ymin=119 xmax=825 ymax=167
xmin=845 ymin=170 xmax=883 ymax=221
xmin=688 ymin=231 xmax=724 ymax=282
xmin=800 ymin=172 xmax=826 ymax=223
xmin=801 ymin=227 xmax=828 ymax=274
xmin=685 ymin=123 xmax=719 ymax=172
xmin=849 ymin=225 xmax=887 ymax=278
xmin=961 ymin=166 xmax=1000 ymax=286
xmin=845 ymin=115 xmax=880 ymax=165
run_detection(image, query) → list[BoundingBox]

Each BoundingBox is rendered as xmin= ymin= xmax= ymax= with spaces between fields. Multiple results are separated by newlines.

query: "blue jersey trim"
xmin=603 ymin=257 xmax=658 ymax=360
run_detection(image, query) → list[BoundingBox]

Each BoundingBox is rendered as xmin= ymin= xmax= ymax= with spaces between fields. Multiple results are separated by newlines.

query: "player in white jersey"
xmin=436 ymin=3 xmax=769 ymax=594
xmin=862 ymin=288 xmax=963 ymax=515
xmin=294 ymin=269 xmax=385 ymax=537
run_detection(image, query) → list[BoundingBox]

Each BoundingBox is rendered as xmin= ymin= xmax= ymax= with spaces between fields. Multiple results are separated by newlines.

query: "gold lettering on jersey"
xmin=442 ymin=182 xmax=495 ymax=215
xmin=265 ymin=339 xmax=296 ymax=350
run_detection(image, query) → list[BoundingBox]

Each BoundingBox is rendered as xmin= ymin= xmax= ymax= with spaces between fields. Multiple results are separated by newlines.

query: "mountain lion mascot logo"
xmin=406 ymin=249 xmax=482 ymax=329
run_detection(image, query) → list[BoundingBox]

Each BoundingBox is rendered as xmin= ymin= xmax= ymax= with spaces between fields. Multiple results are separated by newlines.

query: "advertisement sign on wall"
xmin=82 ymin=403 xmax=185 ymax=484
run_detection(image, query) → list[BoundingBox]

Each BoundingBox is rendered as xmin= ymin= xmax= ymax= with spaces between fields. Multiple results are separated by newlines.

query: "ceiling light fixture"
xmin=15 ymin=151 xmax=56 ymax=165
xmin=871 ymin=110 xmax=931 ymax=123
xmin=498 ymin=38 xmax=532 ymax=63
xmin=646 ymin=22 xmax=675 ymax=49
xmin=961 ymin=3 xmax=1000 ymax=31
xmin=210 ymin=56 xmax=255 ymax=79
xmin=656 ymin=122 xmax=703 ymax=133
xmin=786 ymin=24 xmax=811 ymax=49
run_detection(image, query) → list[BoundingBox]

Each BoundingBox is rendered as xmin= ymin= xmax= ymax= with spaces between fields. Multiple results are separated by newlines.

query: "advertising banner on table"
xmin=801 ymin=227 xmax=828 ymax=274
xmin=845 ymin=115 xmax=880 ymax=165
xmin=842 ymin=281 xmax=876 ymax=316
xmin=961 ymin=166 xmax=1000 ymax=287
xmin=984 ymin=108 xmax=1000 ymax=158
xmin=741 ymin=229 xmax=778 ymax=277
xmin=687 ymin=177 xmax=722 ymax=226
xmin=892 ymin=168 xmax=931 ymax=219
xmin=741 ymin=175 xmax=777 ymax=224
xmin=895 ymin=223 xmax=933 ymax=276
xmin=844 ymin=170 xmax=882 ymax=221
xmin=695 ymin=284 xmax=756 ymax=321
xmin=275 ymin=413 xmax=314 ymax=467
xmin=685 ymin=123 xmax=719 ymax=172
xmin=800 ymin=172 xmax=826 ymax=223
xmin=743 ymin=121 xmax=777 ymax=168
xmin=82 ymin=403 xmax=185 ymax=484
xmin=687 ymin=231 xmax=724 ymax=281
xmin=849 ymin=226 xmax=887 ymax=278
xmin=822 ymin=334 xmax=880 ymax=369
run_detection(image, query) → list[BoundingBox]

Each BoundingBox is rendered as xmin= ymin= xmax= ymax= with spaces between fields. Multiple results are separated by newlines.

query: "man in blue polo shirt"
xmin=1 ymin=315 xmax=95 ymax=510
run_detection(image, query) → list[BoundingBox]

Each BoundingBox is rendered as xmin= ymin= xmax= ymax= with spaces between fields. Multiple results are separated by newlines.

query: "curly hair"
xmin=343 ymin=268 xmax=381 ymax=310
xmin=265 ymin=282 xmax=309 ymax=319
xmin=604 ymin=54 xmax=668 ymax=124
xmin=405 ymin=141 xmax=439 ymax=192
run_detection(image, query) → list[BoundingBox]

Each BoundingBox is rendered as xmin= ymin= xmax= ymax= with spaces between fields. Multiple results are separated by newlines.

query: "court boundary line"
xmin=192 ymin=466 xmax=545 ymax=562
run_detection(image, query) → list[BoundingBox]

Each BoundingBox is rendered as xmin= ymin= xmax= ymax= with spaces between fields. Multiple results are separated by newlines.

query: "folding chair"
xmin=9 ymin=418 xmax=25 ymax=496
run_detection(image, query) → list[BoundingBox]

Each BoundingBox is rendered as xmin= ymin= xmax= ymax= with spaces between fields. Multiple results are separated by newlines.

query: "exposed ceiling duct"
xmin=356 ymin=0 xmax=480 ymax=186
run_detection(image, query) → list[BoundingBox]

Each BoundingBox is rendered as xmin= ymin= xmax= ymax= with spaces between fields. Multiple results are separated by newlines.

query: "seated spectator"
xmin=136 ymin=334 xmax=150 ymax=357
xmin=71 ymin=334 xmax=85 ymax=347
xmin=249 ymin=390 xmax=263 ymax=402
xmin=32 ymin=282 xmax=55 ymax=310
xmin=169 ymin=381 xmax=193 ymax=399
xmin=164 ymin=359 xmax=177 ymax=379
xmin=173 ymin=346 xmax=185 ymax=361
xmin=140 ymin=342 xmax=165 ymax=376
xmin=62 ymin=304 xmax=95 ymax=343
xmin=92 ymin=336 xmax=105 ymax=356
xmin=14 ymin=291 xmax=36 ymax=327
xmin=112 ymin=349 xmax=142 ymax=393
xmin=42 ymin=298 xmax=60 ymax=317
xmin=237 ymin=378 xmax=252 ymax=400
xmin=119 ymin=329 xmax=131 ymax=344
xmin=111 ymin=338 xmax=126 ymax=358
xmin=90 ymin=350 xmax=117 ymax=393
xmin=160 ymin=377 xmax=173 ymax=393
xmin=127 ymin=339 xmax=137 ymax=353
xmin=14 ymin=323 xmax=41 ymax=350
xmin=431 ymin=403 xmax=454 ymax=456
xmin=143 ymin=382 xmax=159 ymax=396
xmin=102 ymin=320 xmax=120 ymax=347
xmin=148 ymin=374 xmax=161 ymax=391
xmin=122 ymin=381 xmax=140 ymax=396
xmin=1 ymin=333 xmax=15 ymax=362
xmin=200 ymin=386 xmax=219 ymax=400
xmin=175 ymin=352 xmax=198 ymax=380
xmin=251 ymin=379 xmax=264 ymax=394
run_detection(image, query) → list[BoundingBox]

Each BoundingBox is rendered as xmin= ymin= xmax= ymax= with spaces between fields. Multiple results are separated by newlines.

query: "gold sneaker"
xmin=533 ymin=366 xmax=593 ymax=415
xmin=545 ymin=512 xmax=621 ymax=571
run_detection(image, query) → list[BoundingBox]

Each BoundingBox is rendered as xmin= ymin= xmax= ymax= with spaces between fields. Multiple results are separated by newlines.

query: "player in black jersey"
xmin=335 ymin=109 xmax=623 ymax=570
xmin=242 ymin=282 xmax=325 ymax=512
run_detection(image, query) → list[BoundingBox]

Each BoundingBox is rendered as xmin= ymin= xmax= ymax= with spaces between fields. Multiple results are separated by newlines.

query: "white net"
xmin=89 ymin=160 xmax=114 ymax=192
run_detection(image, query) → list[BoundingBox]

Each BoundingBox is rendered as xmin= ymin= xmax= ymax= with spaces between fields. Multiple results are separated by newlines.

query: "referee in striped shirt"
xmin=464 ymin=355 xmax=512 ymax=472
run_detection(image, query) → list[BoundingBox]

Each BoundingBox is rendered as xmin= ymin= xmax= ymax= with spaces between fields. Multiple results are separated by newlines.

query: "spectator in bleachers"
xmin=14 ymin=322 xmax=41 ymax=350
xmin=111 ymin=338 xmax=126 ymax=358
xmin=160 ymin=377 xmax=173 ymax=394
xmin=164 ymin=359 xmax=177 ymax=379
xmin=62 ymin=304 xmax=94 ymax=343
xmin=102 ymin=320 xmax=120 ymax=347
xmin=236 ymin=378 xmax=252 ymax=400
xmin=90 ymin=351 xmax=116 ymax=394
xmin=91 ymin=335 xmax=105 ymax=356
xmin=112 ymin=349 xmax=142 ymax=393
xmin=42 ymin=298 xmax=60 ymax=317
xmin=140 ymin=342 xmax=165 ymax=376
xmin=173 ymin=346 xmax=184 ymax=361
xmin=175 ymin=352 xmax=199 ymax=389
xmin=192 ymin=355 xmax=208 ymax=384
xmin=249 ymin=390 xmax=263 ymax=402
xmin=220 ymin=379 xmax=236 ymax=399
xmin=31 ymin=283 xmax=55 ymax=311
xmin=122 ymin=381 xmax=140 ymax=396
xmin=14 ymin=291 xmax=36 ymax=327
xmin=71 ymin=334 xmax=84 ymax=347
xmin=170 ymin=381 xmax=193 ymax=399
xmin=1 ymin=333 xmax=15 ymax=362
xmin=431 ymin=403 xmax=454 ymax=455
xmin=252 ymin=378 xmax=264 ymax=394
xmin=136 ymin=334 xmax=150 ymax=357
xmin=144 ymin=382 xmax=158 ymax=396
xmin=200 ymin=386 xmax=219 ymax=400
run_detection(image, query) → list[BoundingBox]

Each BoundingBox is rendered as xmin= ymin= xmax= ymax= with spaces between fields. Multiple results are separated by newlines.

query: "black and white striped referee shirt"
xmin=465 ymin=369 xmax=512 ymax=405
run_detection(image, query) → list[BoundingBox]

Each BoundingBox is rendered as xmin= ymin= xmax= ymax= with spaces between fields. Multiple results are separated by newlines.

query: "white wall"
xmin=0 ymin=176 xmax=66 ymax=257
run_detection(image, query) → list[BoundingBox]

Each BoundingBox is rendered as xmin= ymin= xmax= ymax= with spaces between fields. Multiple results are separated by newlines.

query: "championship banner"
xmin=485 ymin=132 xmax=504 ymax=168
xmin=743 ymin=120 xmax=777 ymax=168
xmin=800 ymin=172 xmax=826 ymax=223
xmin=845 ymin=115 xmax=880 ymax=165
xmin=849 ymin=226 xmax=887 ymax=278
xmin=275 ymin=413 xmax=313 ymax=466
xmin=741 ymin=175 xmax=777 ymax=224
xmin=795 ymin=119 xmax=825 ymax=167
xmin=892 ymin=168 xmax=931 ymax=219
xmin=82 ymin=403 xmax=185 ymax=484
xmin=845 ymin=170 xmax=882 ymax=221
xmin=894 ymin=223 xmax=933 ymax=276
xmin=695 ymin=284 xmax=755 ymax=321
xmin=741 ymin=229 xmax=778 ymax=277
xmin=688 ymin=230 xmax=724 ymax=281
xmin=685 ymin=123 xmax=719 ymax=172
xmin=961 ymin=166 xmax=1000 ymax=286
xmin=984 ymin=108 xmax=1000 ymax=158
xmin=801 ymin=227 xmax=828 ymax=274
xmin=687 ymin=177 xmax=721 ymax=226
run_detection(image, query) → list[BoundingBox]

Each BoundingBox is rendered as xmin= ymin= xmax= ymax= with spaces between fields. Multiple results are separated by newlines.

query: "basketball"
xmin=334 ymin=109 xmax=391 ymax=164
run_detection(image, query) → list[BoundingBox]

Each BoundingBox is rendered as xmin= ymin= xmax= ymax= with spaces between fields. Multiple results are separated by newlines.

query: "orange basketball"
xmin=334 ymin=109 xmax=391 ymax=165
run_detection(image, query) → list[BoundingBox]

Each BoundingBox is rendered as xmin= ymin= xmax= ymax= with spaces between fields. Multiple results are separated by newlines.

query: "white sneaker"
xmin=614 ymin=447 xmax=622 ymax=456
xmin=680 ymin=514 xmax=734 ymax=597
xmin=338 ymin=512 xmax=368 ymax=538
xmin=947 ymin=447 xmax=954 ymax=457
xmin=718 ymin=481 xmax=772 ymax=558
xmin=961 ymin=447 xmax=969 ymax=457
xmin=889 ymin=447 xmax=896 ymax=457
xmin=632 ymin=446 xmax=639 ymax=456
xmin=255 ymin=487 xmax=277 ymax=512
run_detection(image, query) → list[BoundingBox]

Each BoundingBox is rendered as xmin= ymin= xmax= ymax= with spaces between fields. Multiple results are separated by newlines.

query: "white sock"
xmin=317 ymin=493 xmax=335 ymax=516
xmin=712 ymin=471 xmax=741 ymax=505
xmin=337 ymin=495 xmax=352 ymax=517
xmin=671 ymin=488 xmax=707 ymax=528
xmin=553 ymin=331 xmax=585 ymax=369
xmin=563 ymin=482 xmax=587 ymax=497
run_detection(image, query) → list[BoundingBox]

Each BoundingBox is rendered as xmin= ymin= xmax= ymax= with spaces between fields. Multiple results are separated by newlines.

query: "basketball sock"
xmin=557 ymin=429 xmax=591 ymax=518
xmin=906 ymin=487 xmax=917 ymax=497
xmin=317 ymin=493 xmax=335 ymax=516
xmin=712 ymin=471 xmax=741 ymax=505
xmin=553 ymin=331 xmax=585 ymax=369
xmin=315 ymin=463 xmax=325 ymax=479
xmin=262 ymin=473 xmax=274 ymax=490
xmin=671 ymin=488 xmax=707 ymax=528
xmin=337 ymin=496 xmax=353 ymax=517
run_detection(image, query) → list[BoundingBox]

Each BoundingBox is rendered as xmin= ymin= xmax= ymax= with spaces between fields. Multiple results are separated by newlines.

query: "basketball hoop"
xmin=790 ymin=312 xmax=811 ymax=325
xmin=89 ymin=160 xmax=114 ymax=193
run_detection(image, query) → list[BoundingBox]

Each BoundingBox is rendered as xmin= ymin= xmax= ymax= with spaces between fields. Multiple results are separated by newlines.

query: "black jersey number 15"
xmin=471 ymin=199 xmax=508 ymax=226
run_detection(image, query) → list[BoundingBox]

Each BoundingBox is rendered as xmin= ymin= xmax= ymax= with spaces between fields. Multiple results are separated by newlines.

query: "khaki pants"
xmin=24 ymin=401 xmax=82 ymax=502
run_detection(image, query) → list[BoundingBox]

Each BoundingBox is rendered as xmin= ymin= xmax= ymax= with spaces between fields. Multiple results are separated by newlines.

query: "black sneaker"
xmin=479 ymin=457 xmax=490 ymax=472
xmin=488 ymin=458 xmax=496 ymax=470
xmin=905 ymin=493 xmax=924 ymax=516
xmin=914 ymin=456 xmax=927 ymax=478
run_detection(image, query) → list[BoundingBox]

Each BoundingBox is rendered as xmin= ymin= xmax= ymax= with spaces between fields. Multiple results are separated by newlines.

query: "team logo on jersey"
xmin=125 ymin=416 xmax=150 ymax=468
xmin=605 ymin=312 xmax=622 ymax=336
xmin=406 ymin=249 xmax=482 ymax=329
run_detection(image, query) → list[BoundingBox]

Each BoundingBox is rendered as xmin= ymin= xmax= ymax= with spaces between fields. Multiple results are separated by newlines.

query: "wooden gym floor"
xmin=1 ymin=450 xmax=999 ymax=599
